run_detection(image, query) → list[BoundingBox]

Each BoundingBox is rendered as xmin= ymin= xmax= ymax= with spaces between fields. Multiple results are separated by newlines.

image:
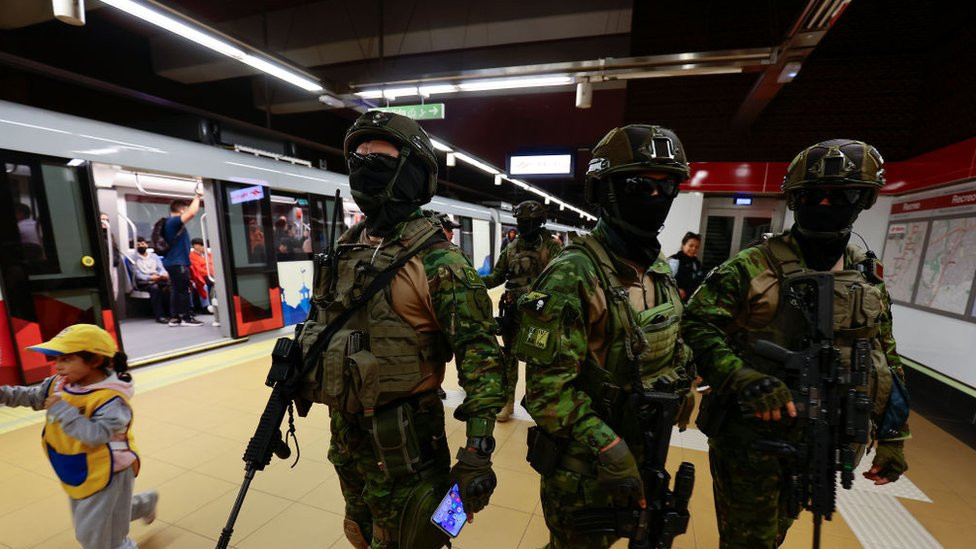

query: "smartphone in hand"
xmin=430 ymin=483 xmax=466 ymax=537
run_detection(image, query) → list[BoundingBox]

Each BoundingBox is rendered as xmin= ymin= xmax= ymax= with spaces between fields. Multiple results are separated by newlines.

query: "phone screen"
xmin=430 ymin=483 xmax=466 ymax=537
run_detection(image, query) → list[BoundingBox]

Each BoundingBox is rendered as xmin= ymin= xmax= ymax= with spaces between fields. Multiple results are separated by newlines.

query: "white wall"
xmin=660 ymin=192 xmax=704 ymax=257
xmin=892 ymin=305 xmax=976 ymax=388
xmin=852 ymin=195 xmax=893 ymax=253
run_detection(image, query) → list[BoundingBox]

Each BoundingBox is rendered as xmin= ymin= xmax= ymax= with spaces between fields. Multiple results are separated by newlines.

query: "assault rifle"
xmin=215 ymin=190 xmax=342 ymax=549
xmin=572 ymin=390 xmax=695 ymax=548
xmin=751 ymin=273 xmax=872 ymax=549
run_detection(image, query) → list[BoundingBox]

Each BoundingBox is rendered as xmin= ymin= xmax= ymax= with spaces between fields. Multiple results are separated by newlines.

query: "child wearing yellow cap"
xmin=0 ymin=324 xmax=158 ymax=549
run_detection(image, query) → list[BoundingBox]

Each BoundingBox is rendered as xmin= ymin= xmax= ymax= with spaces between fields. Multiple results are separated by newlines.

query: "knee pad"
xmin=343 ymin=517 xmax=370 ymax=549
xmin=399 ymin=479 xmax=451 ymax=549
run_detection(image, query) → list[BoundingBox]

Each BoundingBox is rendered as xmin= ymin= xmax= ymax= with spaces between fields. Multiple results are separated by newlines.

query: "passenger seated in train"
xmin=131 ymin=237 xmax=171 ymax=324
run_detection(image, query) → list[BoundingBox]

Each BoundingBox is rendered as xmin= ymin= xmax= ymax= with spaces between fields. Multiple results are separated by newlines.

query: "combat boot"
xmin=496 ymin=400 xmax=515 ymax=422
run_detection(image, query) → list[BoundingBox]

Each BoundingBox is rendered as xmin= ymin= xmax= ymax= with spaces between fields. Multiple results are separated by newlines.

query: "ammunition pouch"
xmin=363 ymin=393 xmax=447 ymax=479
xmin=695 ymin=392 xmax=728 ymax=438
xmin=399 ymin=474 xmax=451 ymax=549
xmin=526 ymin=426 xmax=563 ymax=476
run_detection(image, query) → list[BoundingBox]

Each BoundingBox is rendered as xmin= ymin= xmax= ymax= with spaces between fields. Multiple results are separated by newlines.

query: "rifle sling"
xmin=299 ymin=233 xmax=446 ymax=376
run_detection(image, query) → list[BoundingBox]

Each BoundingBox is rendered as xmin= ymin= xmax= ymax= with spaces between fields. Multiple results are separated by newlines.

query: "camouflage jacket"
xmin=515 ymin=221 xmax=688 ymax=455
xmin=683 ymin=230 xmax=903 ymax=415
xmin=332 ymin=211 xmax=505 ymax=423
xmin=482 ymin=228 xmax=563 ymax=292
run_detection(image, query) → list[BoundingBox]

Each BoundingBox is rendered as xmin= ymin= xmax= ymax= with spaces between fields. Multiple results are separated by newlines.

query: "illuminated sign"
xmin=230 ymin=185 xmax=265 ymax=204
xmin=734 ymin=196 xmax=753 ymax=206
xmin=508 ymin=153 xmax=573 ymax=176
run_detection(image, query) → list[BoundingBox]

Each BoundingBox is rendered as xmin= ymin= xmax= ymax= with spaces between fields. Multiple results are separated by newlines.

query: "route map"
xmin=882 ymin=222 xmax=928 ymax=303
xmin=914 ymin=218 xmax=976 ymax=314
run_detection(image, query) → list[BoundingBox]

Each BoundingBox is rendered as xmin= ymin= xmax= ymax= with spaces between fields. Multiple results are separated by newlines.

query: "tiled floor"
xmin=1 ymin=337 xmax=975 ymax=549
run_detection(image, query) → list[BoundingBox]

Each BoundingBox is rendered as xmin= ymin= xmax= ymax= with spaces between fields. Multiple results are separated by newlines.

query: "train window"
xmin=270 ymin=193 xmax=311 ymax=260
xmin=237 ymin=272 xmax=274 ymax=323
xmin=311 ymin=195 xmax=343 ymax=253
xmin=5 ymin=163 xmax=54 ymax=271
xmin=225 ymin=188 xmax=271 ymax=268
xmin=123 ymin=194 xmax=205 ymax=251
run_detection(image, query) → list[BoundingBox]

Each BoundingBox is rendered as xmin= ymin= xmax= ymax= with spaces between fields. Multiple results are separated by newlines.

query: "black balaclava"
xmin=792 ymin=199 xmax=861 ymax=271
xmin=349 ymin=156 xmax=426 ymax=238
xmin=516 ymin=218 xmax=543 ymax=239
xmin=599 ymin=175 xmax=674 ymax=265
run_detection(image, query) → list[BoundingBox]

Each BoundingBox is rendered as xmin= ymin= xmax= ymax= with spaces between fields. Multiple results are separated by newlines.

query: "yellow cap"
xmin=27 ymin=324 xmax=117 ymax=357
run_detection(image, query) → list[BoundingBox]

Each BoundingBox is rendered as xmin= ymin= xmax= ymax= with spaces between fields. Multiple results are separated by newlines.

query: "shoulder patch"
xmin=523 ymin=326 xmax=551 ymax=349
xmin=523 ymin=291 xmax=549 ymax=312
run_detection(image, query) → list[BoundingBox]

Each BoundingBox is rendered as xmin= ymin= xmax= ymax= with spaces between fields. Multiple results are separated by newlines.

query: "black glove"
xmin=449 ymin=439 xmax=497 ymax=514
xmin=596 ymin=438 xmax=644 ymax=508
xmin=731 ymin=368 xmax=793 ymax=414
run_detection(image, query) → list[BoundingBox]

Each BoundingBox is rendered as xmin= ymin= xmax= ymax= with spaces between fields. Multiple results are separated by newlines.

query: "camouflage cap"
xmin=782 ymin=139 xmax=885 ymax=208
xmin=585 ymin=124 xmax=690 ymax=203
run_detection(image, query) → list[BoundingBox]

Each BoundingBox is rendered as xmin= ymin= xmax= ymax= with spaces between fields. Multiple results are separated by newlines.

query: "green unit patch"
xmin=524 ymin=326 xmax=551 ymax=349
xmin=464 ymin=267 xmax=483 ymax=287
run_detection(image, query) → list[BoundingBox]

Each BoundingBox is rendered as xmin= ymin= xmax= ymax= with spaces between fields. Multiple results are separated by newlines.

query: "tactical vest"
xmin=297 ymin=216 xmax=453 ymax=415
xmin=43 ymin=378 xmax=140 ymax=500
xmin=730 ymin=234 xmax=894 ymax=438
xmin=504 ymin=231 xmax=555 ymax=295
xmin=568 ymin=234 xmax=694 ymax=424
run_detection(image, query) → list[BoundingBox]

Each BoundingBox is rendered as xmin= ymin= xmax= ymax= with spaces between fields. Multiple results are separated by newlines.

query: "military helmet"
xmin=344 ymin=110 xmax=438 ymax=202
xmin=584 ymin=124 xmax=690 ymax=203
xmin=782 ymin=139 xmax=885 ymax=210
xmin=513 ymin=200 xmax=546 ymax=220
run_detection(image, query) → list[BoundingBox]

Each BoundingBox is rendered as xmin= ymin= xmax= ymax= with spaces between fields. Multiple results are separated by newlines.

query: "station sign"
xmin=373 ymin=103 xmax=445 ymax=120
xmin=507 ymin=153 xmax=573 ymax=176
xmin=230 ymin=185 xmax=265 ymax=204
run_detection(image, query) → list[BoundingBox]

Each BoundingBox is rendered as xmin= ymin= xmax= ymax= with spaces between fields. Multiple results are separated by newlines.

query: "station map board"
xmin=883 ymin=181 xmax=976 ymax=319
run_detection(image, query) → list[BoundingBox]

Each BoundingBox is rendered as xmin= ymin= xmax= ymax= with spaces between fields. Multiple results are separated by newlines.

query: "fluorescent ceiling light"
xmin=494 ymin=174 xmax=503 ymax=186
xmin=240 ymin=54 xmax=322 ymax=92
xmin=429 ymin=138 xmax=453 ymax=152
xmin=453 ymin=152 xmax=499 ymax=175
xmin=458 ymin=75 xmax=573 ymax=92
xmin=101 ymin=0 xmax=322 ymax=92
xmin=419 ymin=84 xmax=460 ymax=96
xmin=383 ymin=87 xmax=418 ymax=100
xmin=355 ymin=90 xmax=384 ymax=99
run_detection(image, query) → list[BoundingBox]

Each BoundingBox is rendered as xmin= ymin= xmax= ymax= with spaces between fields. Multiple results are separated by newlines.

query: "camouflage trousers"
xmin=328 ymin=396 xmax=451 ymax=549
xmin=709 ymin=440 xmax=796 ymax=549
xmin=499 ymin=309 xmax=520 ymax=404
xmin=538 ymin=460 xmax=619 ymax=548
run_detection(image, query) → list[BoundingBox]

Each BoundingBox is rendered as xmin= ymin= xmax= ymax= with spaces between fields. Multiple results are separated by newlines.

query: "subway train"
xmin=0 ymin=99 xmax=583 ymax=385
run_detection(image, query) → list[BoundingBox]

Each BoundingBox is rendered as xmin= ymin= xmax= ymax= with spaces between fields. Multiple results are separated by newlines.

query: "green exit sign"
xmin=374 ymin=103 xmax=445 ymax=120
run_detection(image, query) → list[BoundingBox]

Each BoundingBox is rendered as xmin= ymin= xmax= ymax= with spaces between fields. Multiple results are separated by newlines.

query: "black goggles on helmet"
xmin=347 ymin=152 xmax=399 ymax=172
xmin=614 ymin=175 xmax=681 ymax=199
xmin=795 ymin=187 xmax=867 ymax=206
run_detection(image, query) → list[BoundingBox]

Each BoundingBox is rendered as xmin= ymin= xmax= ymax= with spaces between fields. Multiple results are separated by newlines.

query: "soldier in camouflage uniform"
xmin=683 ymin=140 xmax=911 ymax=549
xmin=297 ymin=111 xmax=505 ymax=549
xmin=513 ymin=125 xmax=697 ymax=549
xmin=482 ymin=200 xmax=563 ymax=421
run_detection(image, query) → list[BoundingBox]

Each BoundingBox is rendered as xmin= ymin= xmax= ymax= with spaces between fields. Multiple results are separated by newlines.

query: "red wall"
xmin=683 ymin=138 xmax=976 ymax=196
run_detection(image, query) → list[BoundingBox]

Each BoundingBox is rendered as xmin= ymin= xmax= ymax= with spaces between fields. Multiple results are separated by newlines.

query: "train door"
xmin=699 ymin=196 xmax=786 ymax=271
xmin=269 ymin=191 xmax=341 ymax=328
xmin=216 ymin=181 xmax=282 ymax=337
xmin=0 ymin=151 xmax=116 ymax=384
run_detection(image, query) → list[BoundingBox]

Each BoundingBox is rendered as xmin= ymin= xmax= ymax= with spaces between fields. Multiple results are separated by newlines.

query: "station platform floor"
xmin=1 ymin=334 xmax=974 ymax=549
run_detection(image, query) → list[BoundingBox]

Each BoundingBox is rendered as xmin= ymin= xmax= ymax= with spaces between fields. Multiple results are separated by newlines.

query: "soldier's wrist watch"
xmin=464 ymin=436 xmax=496 ymax=459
